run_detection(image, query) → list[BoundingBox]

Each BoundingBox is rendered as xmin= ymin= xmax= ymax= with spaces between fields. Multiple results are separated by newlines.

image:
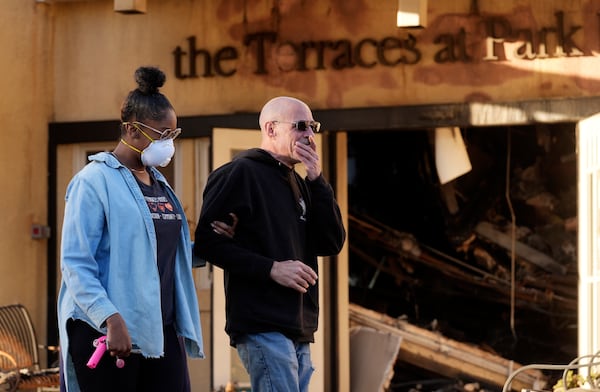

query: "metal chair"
xmin=0 ymin=304 xmax=59 ymax=391
xmin=501 ymin=352 xmax=600 ymax=392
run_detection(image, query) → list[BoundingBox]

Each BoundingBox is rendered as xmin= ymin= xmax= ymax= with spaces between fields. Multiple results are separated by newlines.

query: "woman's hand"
xmin=105 ymin=313 xmax=132 ymax=358
xmin=211 ymin=213 xmax=238 ymax=238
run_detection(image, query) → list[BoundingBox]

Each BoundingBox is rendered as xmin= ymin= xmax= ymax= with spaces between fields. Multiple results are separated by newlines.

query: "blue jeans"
xmin=236 ymin=332 xmax=314 ymax=392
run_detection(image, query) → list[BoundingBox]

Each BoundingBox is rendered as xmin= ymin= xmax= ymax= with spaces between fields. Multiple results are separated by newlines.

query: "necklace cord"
xmin=110 ymin=150 xmax=146 ymax=173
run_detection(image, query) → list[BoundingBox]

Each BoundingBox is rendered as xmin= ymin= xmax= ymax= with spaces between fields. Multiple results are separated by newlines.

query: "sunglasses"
xmin=273 ymin=120 xmax=321 ymax=133
xmin=125 ymin=121 xmax=182 ymax=140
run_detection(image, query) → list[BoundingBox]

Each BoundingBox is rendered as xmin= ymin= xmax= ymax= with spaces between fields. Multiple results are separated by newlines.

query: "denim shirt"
xmin=57 ymin=152 xmax=203 ymax=391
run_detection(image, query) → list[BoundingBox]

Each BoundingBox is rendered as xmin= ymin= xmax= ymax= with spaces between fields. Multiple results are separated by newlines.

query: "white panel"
xmin=396 ymin=0 xmax=427 ymax=27
xmin=193 ymin=139 xmax=212 ymax=291
xmin=210 ymin=128 xmax=324 ymax=392
xmin=577 ymin=113 xmax=600 ymax=362
xmin=55 ymin=142 xmax=115 ymax=312
xmin=211 ymin=128 xmax=261 ymax=390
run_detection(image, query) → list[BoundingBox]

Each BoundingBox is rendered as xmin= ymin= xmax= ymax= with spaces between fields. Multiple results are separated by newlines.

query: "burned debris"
xmin=347 ymin=123 xmax=577 ymax=391
xmin=349 ymin=303 xmax=547 ymax=392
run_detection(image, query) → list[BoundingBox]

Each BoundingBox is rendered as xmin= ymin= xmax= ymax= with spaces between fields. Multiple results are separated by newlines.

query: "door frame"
xmin=209 ymin=128 xmax=329 ymax=391
xmin=577 ymin=113 xmax=600 ymax=363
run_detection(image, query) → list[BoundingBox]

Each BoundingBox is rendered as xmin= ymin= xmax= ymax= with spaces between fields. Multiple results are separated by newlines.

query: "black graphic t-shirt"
xmin=136 ymin=173 xmax=182 ymax=326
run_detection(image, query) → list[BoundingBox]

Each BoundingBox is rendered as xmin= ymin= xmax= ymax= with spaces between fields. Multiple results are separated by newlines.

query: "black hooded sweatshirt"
xmin=193 ymin=148 xmax=346 ymax=345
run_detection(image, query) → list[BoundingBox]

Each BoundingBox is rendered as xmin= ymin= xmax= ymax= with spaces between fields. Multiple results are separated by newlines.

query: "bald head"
xmin=258 ymin=96 xmax=316 ymax=166
xmin=259 ymin=96 xmax=312 ymax=130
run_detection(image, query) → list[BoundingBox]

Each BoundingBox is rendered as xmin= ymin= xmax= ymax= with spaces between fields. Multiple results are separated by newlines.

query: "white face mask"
xmin=141 ymin=138 xmax=175 ymax=167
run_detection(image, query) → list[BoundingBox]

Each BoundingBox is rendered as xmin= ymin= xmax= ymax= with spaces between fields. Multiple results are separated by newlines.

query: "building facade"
xmin=3 ymin=0 xmax=600 ymax=390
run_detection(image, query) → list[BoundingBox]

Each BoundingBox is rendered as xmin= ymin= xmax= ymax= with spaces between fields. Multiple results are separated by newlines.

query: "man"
xmin=193 ymin=96 xmax=346 ymax=391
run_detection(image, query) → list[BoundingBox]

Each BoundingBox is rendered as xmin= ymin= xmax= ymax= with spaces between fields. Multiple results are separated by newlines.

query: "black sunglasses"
xmin=273 ymin=120 xmax=321 ymax=133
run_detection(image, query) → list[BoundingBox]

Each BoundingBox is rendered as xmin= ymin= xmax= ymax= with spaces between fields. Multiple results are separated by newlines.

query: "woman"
xmin=57 ymin=66 xmax=205 ymax=392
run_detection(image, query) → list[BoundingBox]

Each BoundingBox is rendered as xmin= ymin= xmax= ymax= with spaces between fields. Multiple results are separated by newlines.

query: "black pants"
xmin=66 ymin=319 xmax=190 ymax=392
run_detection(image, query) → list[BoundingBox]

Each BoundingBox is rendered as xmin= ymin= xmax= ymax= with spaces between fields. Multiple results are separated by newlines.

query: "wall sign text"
xmin=172 ymin=11 xmax=586 ymax=79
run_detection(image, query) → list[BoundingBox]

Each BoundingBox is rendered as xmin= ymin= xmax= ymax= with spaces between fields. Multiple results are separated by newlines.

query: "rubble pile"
xmin=347 ymin=124 xmax=578 ymax=391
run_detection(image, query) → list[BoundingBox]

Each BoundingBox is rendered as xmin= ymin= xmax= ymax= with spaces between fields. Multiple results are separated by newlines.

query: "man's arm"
xmin=307 ymin=175 xmax=346 ymax=255
xmin=193 ymin=165 xmax=275 ymax=280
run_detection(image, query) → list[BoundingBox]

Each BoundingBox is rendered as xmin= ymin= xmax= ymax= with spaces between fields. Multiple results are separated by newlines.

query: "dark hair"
xmin=120 ymin=66 xmax=174 ymax=123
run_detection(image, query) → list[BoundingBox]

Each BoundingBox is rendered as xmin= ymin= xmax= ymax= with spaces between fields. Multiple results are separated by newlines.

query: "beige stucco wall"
xmin=49 ymin=0 xmax=600 ymax=123
xmin=0 ymin=0 xmax=52 ymax=351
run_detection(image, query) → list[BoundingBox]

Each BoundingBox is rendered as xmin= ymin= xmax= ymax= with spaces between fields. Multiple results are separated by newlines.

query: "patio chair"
xmin=0 ymin=304 xmax=59 ymax=391
xmin=502 ymin=351 xmax=600 ymax=392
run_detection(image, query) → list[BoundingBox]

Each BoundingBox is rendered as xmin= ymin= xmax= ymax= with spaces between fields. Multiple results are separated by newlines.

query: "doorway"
xmin=53 ymin=138 xmax=214 ymax=391
xmin=347 ymin=124 xmax=578 ymax=389
xmin=209 ymin=128 xmax=329 ymax=392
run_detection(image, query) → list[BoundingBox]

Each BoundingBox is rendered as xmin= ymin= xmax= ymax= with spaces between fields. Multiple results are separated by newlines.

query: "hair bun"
xmin=134 ymin=66 xmax=166 ymax=95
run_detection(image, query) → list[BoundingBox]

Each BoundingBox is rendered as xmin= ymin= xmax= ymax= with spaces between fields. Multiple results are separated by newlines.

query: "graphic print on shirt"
xmin=299 ymin=197 xmax=307 ymax=221
xmin=287 ymin=170 xmax=307 ymax=222
xmin=144 ymin=195 xmax=183 ymax=222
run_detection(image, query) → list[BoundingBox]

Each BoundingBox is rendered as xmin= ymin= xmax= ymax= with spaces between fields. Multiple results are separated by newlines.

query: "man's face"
xmin=269 ymin=105 xmax=317 ymax=164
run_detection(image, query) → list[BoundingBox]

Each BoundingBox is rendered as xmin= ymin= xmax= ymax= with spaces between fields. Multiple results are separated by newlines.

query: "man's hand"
xmin=270 ymin=260 xmax=318 ymax=293
xmin=294 ymin=136 xmax=321 ymax=181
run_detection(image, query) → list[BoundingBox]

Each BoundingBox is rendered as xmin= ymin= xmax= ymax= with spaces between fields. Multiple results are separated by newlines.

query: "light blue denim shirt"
xmin=57 ymin=152 xmax=204 ymax=392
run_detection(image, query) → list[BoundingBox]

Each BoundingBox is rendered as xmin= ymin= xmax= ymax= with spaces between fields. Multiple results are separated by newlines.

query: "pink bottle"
xmin=86 ymin=336 xmax=125 ymax=369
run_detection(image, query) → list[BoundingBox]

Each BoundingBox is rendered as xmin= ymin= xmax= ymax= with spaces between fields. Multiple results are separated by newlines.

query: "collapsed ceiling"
xmin=347 ymin=123 xmax=577 ymax=390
